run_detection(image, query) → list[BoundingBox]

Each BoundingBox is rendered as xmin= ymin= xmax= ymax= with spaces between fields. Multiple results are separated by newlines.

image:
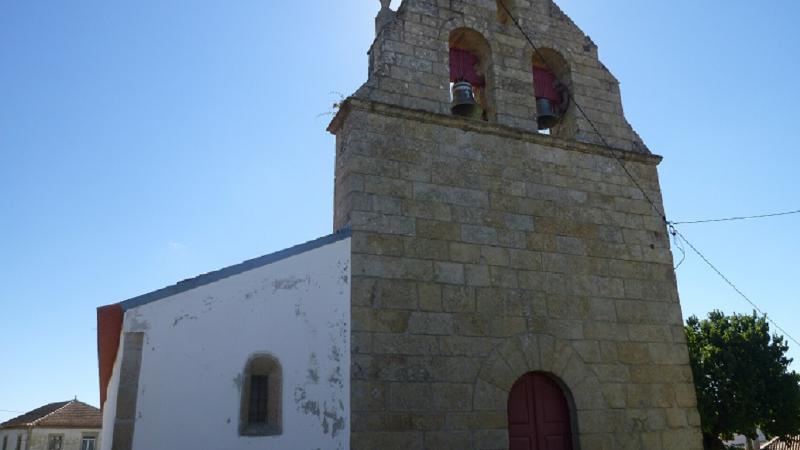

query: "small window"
xmin=2 ymin=435 xmax=8 ymax=450
xmin=14 ymin=436 xmax=21 ymax=450
xmin=81 ymin=435 xmax=97 ymax=450
xmin=240 ymin=354 xmax=282 ymax=436
xmin=47 ymin=435 xmax=63 ymax=450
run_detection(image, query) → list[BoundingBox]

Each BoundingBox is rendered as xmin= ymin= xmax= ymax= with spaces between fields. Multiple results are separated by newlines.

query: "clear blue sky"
xmin=1 ymin=0 xmax=798 ymax=420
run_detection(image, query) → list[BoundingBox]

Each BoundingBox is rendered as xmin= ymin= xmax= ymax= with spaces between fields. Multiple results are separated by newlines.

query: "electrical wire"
xmin=673 ymin=209 xmax=800 ymax=225
xmin=496 ymin=0 xmax=667 ymax=225
xmin=668 ymin=224 xmax=686 ymax=270
xmin=496 ymin=0 xmax=800 ymax=348
xmin=673 ymin=229 xmax=800 ymax=348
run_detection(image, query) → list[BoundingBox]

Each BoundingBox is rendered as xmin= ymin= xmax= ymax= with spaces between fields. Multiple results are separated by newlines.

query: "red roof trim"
xmin=97 ymin=304 xmax=124 ymax=410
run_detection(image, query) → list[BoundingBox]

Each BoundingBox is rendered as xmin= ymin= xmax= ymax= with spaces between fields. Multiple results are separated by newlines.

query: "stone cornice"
xmin=328 ymin=97 xmax=663 ymax=166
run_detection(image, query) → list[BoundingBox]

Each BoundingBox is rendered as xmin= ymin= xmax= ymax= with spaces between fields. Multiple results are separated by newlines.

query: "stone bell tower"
xmin=328 ymin=0 xmax=704 ymax=448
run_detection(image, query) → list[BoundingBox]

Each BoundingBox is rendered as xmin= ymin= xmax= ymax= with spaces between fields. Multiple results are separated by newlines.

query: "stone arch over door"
xmin=473 ymin=333 xmax=609 ymax=449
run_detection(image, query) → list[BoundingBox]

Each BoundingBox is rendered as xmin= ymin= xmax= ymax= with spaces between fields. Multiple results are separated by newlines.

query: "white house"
xmin=96 ymin=231 xmax=351 ymax=450
xmin=0 ymin=400 xmax=101 ymax=450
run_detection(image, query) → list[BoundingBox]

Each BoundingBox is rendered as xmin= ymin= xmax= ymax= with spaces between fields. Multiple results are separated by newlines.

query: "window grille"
xmin=249 ymin=375 xmax=269 ymax=424
xmin=47 ymin=435 xmax=63 ymax=450
xmin=81 ymin=436 xmax=97 ymax=450
xmin=239 ymin=354 xmax=282 ymax=436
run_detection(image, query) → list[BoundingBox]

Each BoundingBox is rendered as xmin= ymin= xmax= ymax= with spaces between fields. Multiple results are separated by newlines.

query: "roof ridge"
xmin=113 ymin=228 xmax=352 ymax=311
xmin=29 ymin=400 xmax=73 ymax=426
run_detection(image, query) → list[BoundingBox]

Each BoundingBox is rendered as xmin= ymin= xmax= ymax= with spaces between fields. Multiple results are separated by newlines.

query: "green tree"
xmin=686 ymin=311 xmax=800 ymax=450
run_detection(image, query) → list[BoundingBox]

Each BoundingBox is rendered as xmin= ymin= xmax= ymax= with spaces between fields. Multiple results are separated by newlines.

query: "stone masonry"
xmin=329 ymin=0 xmax=704 ymax=448
xmin=357 ymin=0 xmax=648 ymax=153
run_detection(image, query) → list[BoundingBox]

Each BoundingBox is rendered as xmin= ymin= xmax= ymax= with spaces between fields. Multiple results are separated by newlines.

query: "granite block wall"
xmin=329 ymin=99 xmax=703 ymax=449
xmin=357 ymin=0 xmax=648 ymax=153
xmin=328 ymin=0 xmax=704 ymax=448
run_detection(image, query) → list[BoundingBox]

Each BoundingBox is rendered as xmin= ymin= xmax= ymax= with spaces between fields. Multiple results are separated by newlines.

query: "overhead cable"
xmin=673 ymin=209 xmax=800 ymax=225
xmin=673 ymin=229 xmax=800 ymax=348
xmin=496 ymin=0 xmax=799 ymax=348
xmin=668 ymin=224 xmax=686 ymax=270
xmin=496 ymin=0 xmax=667 ymax=224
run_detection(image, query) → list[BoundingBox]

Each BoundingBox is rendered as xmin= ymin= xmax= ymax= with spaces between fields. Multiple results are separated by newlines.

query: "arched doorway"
xmin=507 ymin=372 xmax=574 ymax=450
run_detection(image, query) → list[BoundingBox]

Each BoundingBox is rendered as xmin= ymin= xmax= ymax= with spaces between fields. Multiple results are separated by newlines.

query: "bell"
xmin=451 ymin=81 xmax=483 ymax=119
xmin=536 ymin=97 xmax=559 ymax=130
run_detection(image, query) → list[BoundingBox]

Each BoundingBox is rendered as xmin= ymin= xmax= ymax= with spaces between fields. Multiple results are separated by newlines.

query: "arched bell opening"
xmin=507 ymin=372 xmax=579 ymax=450
xmin=449 ymin=28 xmax=494 ymax=121
xmin=532 ymin=49 xmax=573 ymax=137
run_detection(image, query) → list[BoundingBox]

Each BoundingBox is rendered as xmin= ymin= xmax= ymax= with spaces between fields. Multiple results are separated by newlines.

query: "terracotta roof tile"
xmin=0 ymin=400 xmax=101 ymax=429
xmin=0 ymin=402 xmax=68 ymax=429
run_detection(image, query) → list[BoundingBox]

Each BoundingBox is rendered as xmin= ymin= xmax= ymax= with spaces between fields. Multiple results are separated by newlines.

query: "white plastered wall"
xmin=99 ymin=336 xmax=122 ymax=449
xmin=101 ymin=237 xmax=351 ymax=450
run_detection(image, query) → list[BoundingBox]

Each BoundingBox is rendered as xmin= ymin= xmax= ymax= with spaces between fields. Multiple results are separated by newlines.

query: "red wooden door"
xmin=508 ymin=373 xmax=573 ymax=450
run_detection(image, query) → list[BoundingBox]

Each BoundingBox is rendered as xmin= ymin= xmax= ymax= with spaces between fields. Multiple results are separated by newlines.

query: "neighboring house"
xmin=762 ymin=436 xmax=800 ymax=450
xmin=97 ymin=0 xmax=707 ymax=449
xmin=0 ymin=400 xmax=101 ymax=450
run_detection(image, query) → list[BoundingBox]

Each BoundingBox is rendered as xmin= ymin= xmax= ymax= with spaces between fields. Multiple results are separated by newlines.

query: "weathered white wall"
xmin=28 ymin=428 xmax=100 ymax=450
xmin=102 ymin=237 xmax=351 ymax=450
xmin=99 ymin=339 xmax=122 ymax=450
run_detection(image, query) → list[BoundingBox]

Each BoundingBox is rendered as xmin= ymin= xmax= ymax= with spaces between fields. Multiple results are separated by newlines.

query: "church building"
xmin=97 ymin=1 xmax=704 ymax=449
